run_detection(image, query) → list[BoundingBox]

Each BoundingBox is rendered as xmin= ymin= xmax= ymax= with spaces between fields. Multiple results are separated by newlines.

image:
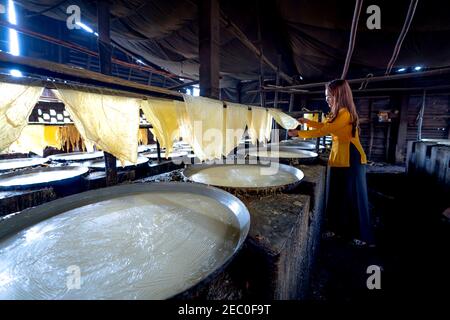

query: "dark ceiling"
xmin=14 ymin=0 xmax=450 ymax=86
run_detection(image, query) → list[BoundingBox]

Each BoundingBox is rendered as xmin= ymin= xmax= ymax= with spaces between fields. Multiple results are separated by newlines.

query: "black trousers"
xmin=326 ymin=143 xmax=374 ymax=244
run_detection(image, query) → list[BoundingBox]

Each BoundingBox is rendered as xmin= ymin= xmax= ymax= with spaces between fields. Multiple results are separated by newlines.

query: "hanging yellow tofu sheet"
xmin=223 ymin=102 xmax=249 ymax=156
xmin=183 ymin=95 xmax=224 ymax=161
xmin=268 ymin=108 xmax=299 ymax=130
xmin=57 ymin=125 xmax=90 ymax=152
xmin=140 ymin=99 xmax=184 ymax=156
xmin=8 ymin=126 xmax=45 ymax=156
xmin=0 ymin=83 xmax=44 ymax=152
xmin=55 ymin=89 xmax=141 ymax=164
xmin=138 ymin=128 xmax=149 ymax=145
xmin=247 ymin=106 xmax=273 ymax=145
xmin=44 ymin=126 xmax=60 ymax=149
xmin=8 ymin=125 xmax=48 ymax=156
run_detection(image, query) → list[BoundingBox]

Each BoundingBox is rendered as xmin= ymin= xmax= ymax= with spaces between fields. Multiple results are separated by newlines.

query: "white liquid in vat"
xmin=189 ymin=165 xmax=298 ymax=188
xmin=0 ymin=170 xmax=82 ymax=187
xmin=88 ymin=156 xmax=148 ymax=169
xmin=0 ymin=192 xmax=240 ymax=299
xmin=51 ymin=152 xmax=104 ymax=161
xmin=0 ymin=158 xmax=45 ymax=171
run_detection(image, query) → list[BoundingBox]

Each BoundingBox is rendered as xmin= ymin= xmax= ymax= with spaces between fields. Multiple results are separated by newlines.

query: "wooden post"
xmin=237 ymin=81 xmax=242 ymax=103
xmin=368 ymin=98 xmax=374 ymax=160
xmin=198 ymin=0 xmax=220 ymax=99
xmin=417 ymin=90 xmax=426 ymax=140
xmin=97 ymin=0 xmax=118 ymax=185
xmin=274 ymin=55 xmax=281 ymax=108
xmin=288 ymin=93 xmax=295 ymax=112
xmin=395 ymin=94 xmax=409 ymax=164
xmin=156 ymin=140 xmax=162 ymax=163
xmin=448 ymin=95 xmax=450 ymax=139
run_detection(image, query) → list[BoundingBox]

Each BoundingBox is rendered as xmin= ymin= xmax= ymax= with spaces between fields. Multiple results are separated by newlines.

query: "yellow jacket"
xmin=298 ymin=108 xmax=367 ymax=167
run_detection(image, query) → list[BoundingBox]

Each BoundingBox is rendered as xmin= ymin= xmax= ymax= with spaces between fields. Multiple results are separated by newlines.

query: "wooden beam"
xmin=97 ymin=0 xmax=117 ymax=186
xmin=198 ymin=0 xmax=220 ymax=99
xmin=395 ymin=94 xmax=410 ymax=164
xmin=168 ymin=80 xmax=199 ymax=90
xmin=0 ymin=52 xmax=183 ymax=99
xmin=0 ymin=20 xmax=184 ymax=82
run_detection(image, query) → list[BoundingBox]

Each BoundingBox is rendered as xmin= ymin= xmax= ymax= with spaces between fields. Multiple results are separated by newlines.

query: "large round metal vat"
xmin=0 ymin=166 xmax=88 ymax=194
xmin=0 ymin=183 xmax=250 ymax=300
xmin=183 ymin=163 xmax=304 ymax=193
xmin=49 ymin=152 xmax=104 ymax=162
xmin=237 ymin=146 xmax=318 ymax=164
xmin=85 ymin=156 xmax=149 ymax=170
xmin=0 ymin=157 xmax=48 ymax=172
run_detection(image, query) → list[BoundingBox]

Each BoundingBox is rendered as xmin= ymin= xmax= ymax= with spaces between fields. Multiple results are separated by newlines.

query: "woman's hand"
xmin=297 ymin=117 xmax=309 ymax=124
xmin=288 ymin=129 xmax=299 ymax=137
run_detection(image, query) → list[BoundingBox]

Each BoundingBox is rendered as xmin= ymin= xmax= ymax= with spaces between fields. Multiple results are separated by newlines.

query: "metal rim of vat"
xmin=236 ymin=146 xmax=318 ymax=160
xmin=0 ymin=166 xmax=89 ymax=190
xmin=142 ymin=151 xmax=189 ymax=159
xmin=0 ymin=182 xmax=251 ymax=300
xmin=278 ymin=140 xmax=325 ymax=150
xmin=138 ymin=144 xmax=158 ymax=153
xmin=420 ymin=139 xmax=450 ymax=146
xmin=0 ymin=157 xmax=49 ymax=172
xmin=49 ymin=151 xmax=105 ymax=162
xmin=84 ymin=156 xmax=149 ymax=170
xmin=182 ymin=162 xmax=305 ymax=193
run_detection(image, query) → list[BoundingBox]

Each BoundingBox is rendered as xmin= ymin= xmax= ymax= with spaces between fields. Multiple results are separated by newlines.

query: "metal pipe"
xmin=341 ymin=0 xmax=364 ymax=79
xmin=385 ymin=0 xmax=419 ymax=75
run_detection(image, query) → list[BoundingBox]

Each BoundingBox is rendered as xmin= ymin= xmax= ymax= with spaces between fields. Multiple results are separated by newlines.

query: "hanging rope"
xmin=341 ymin=0 xmax=364 ymax=79
xmin=385 ymin=0 xmax=419 ymax=75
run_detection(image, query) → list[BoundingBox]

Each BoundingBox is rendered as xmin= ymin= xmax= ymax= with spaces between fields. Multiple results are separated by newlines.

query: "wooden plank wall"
xmin=305 ymin=93 xmax=450 ymax=163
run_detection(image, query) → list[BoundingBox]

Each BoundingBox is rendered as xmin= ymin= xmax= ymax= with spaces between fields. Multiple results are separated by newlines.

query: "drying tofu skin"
xmin=56 ymin=125 xmax=89 ymax=152
xmin=138 ymin=128 xmax=149 ymax=145
xmin=0 ymin=83 xmax=44 ymax=152
xmin=247 ymin=106 xmax=273 ymax=145
xmin=140 ymin=99 xmax=185 ymax=157
xmin=9 ymin=125 xmax=87 ymax=156
xmin=269 ymin=108 xmax=299 ymax=130
xmin=8 ymin=125 xmax=48 ymax=156
xmin=43 ymin=126 xmax=60 ymax=149
xmin=55 ymin=89 xmax=140 ymax=164
xmin=183 ymin=95 xmax=224 ymax=161
xmin=223 ymin=102 xmax=248 ymax=156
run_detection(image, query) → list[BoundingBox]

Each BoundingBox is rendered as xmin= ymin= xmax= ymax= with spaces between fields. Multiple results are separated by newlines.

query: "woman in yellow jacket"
xmin=288 ymin=79 xmax=374 ymax=246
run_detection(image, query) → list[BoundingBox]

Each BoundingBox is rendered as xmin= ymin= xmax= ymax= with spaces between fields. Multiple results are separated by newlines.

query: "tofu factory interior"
xmin=0 ymin=0 xmax=449 ymax=303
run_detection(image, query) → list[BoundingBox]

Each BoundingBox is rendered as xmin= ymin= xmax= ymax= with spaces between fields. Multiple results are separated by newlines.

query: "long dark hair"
xmin=326 ymin=79 xmax=359 ymax=137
